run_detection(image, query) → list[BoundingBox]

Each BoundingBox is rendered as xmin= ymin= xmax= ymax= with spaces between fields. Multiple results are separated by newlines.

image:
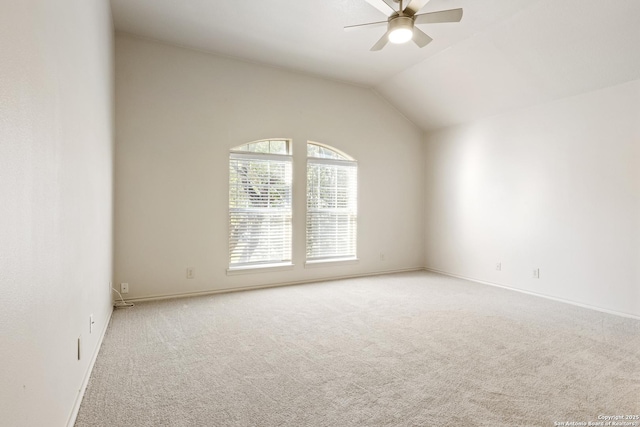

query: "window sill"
xmin=304 ymin=258 xmax=359 ymax=268
xmin=227 ymin=262 xmax=294 ymax=275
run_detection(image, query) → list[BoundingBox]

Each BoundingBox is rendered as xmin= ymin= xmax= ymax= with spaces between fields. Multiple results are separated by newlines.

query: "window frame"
xmin=305 ymin=142 xmax=358 ymax=266
xmin=227 ymin=139 xmax=293 ymax=272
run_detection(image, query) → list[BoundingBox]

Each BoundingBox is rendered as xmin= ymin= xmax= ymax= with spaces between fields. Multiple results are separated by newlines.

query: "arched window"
xmin=228 ymin=139 xmax=292 ymax=268
xmin=306 ymin=142 xmax=358 ymax=262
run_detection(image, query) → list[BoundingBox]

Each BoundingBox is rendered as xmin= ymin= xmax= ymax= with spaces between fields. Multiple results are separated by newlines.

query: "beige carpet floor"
xmin=75 ymin=271 xmax=640 ymax=426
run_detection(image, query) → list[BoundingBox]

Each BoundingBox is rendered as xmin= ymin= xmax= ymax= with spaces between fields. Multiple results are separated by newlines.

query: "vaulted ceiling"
xmin=111 ymin=0 xmax=640 ymax=131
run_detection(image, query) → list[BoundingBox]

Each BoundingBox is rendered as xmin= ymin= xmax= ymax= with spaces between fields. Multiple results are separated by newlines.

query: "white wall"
xmin=114 ymin=35 xmax=424 ymax=300
xmin=424 ymin=79 xmax=640 ymax=318
xmin=0 ymin=1 xmax=114 ymax=425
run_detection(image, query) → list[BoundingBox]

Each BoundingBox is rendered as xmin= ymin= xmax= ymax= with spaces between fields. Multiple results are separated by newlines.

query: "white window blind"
xmin=307 ymin=155 xmax=358 ymax=261
xmin=229 ymin=151 xmax=292 ymax=268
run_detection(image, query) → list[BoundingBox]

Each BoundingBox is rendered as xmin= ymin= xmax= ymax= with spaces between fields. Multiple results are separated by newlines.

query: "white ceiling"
xmin=111 ymin=0 xmax=640 ymax=131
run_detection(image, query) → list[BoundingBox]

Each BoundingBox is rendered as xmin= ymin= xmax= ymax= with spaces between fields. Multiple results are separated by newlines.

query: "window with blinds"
xmin=229 ymin=140 xmax=292 ymax=268
xmin=306 ymin=142 xmax=358 ymax=262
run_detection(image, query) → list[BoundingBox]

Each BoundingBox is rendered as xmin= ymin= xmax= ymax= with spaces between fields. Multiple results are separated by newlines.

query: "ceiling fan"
xmin=345 ymin=0 xmax=463 ymax=51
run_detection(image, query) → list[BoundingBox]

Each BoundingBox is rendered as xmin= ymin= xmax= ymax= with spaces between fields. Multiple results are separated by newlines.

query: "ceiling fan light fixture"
xmin=387 ymin=16 xmax=414 ymax=44
xmin=389 ymin=28 xmax=413 ymax=44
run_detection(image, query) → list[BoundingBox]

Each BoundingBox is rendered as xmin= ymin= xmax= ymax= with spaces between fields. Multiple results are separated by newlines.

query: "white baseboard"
xmin=424 ymin=267 xmax=640 ymax=321
xmin=66 ymin=306 xmax=114 ymax=427
xmin=121 ymin=267 xmax=425 ymax=303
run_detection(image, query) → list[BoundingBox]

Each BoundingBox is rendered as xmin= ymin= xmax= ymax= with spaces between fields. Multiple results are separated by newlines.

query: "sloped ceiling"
xmin=111 ymin=0 xmax=640 ymax=131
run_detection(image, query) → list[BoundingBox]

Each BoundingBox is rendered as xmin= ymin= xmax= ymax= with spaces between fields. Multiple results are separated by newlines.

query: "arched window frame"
xmin=228 ymin=139 xmax=293 ymax=270
xmin=306 ymin=142 xmax=358 ymax=264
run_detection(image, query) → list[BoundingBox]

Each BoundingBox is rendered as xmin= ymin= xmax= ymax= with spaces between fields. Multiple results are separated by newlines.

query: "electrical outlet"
xmin=496 ymin=262 xmax=502 ymax=271
xmin=89 ymin=314 xmax=95 ymax=334
xmin=121 ymin=283 xmax=129 ymax=294
xmin=379 ymin=253 xmax=385 ymax=261
xmin=533 ymin=268 xmax=540 ymax=279
xmin=186 ymin=267 xmax=194 ymax=279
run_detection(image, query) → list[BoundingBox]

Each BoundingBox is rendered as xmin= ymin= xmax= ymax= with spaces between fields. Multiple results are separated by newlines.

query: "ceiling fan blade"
xmin=403 ymin=0 xmax=430 ymax=16
xmin=414 ymin=8 xmax=463 ymax=25
xmin=370 ymin=30 xmax=392 ymax=51
xmin=344 ymin=20 xmax=388 ymax=32
xmin=412 ymin=28 xmax=433 ymax=48
xmin=365 ymin=0 xmax=395 ymax=17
